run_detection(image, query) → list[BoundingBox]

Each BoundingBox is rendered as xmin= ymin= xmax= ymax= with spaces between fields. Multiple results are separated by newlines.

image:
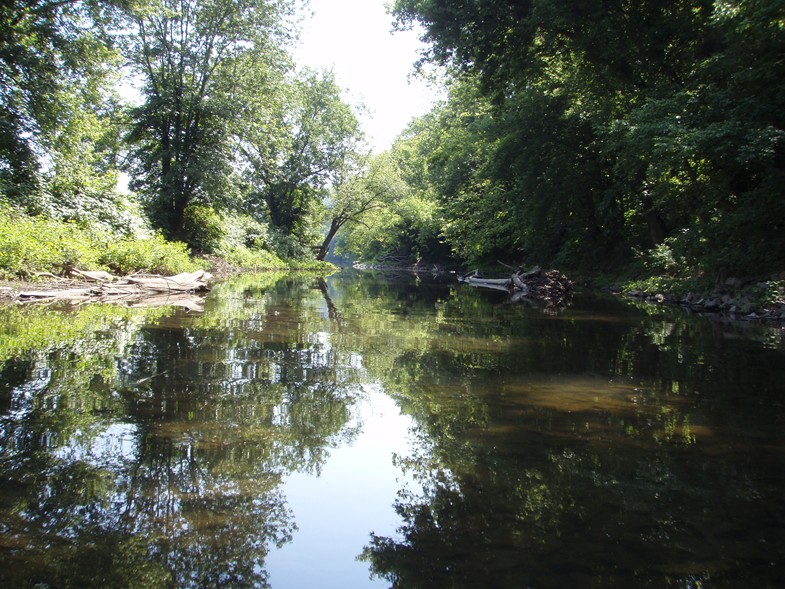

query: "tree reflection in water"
xmin=0 ymin=274 xmax=364 ymax=587
xmin=1 ymin=272 xmax=784 ymax=588
xmin=348 ymin=278 xmax=785 ymax=589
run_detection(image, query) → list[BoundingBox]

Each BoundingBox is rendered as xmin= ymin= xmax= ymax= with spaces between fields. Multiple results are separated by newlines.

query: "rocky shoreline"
xmin=623 ymin=277 xmax=785 ymax=323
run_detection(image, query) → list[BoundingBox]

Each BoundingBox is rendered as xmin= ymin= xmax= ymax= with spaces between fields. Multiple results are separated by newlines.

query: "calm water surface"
xmin=1 ymin=271 xmax=784 ymax=588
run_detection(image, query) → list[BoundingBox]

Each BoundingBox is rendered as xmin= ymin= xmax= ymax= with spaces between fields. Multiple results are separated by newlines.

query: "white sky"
xmin=294 ymin=0 xmax=442 ymax=152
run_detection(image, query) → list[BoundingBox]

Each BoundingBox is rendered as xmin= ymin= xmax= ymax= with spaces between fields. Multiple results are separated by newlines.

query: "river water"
xmin=1 ymin=270 xmax=783 ymax=588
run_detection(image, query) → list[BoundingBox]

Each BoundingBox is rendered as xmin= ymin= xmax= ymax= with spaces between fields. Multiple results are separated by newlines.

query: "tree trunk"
xmin=316 ymin=217 xmax=343 ymax=261
xmin=642 ymin=194 xmax=666 ymax=246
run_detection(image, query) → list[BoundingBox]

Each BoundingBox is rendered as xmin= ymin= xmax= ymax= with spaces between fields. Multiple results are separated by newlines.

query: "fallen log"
xmin=125 ymin=270 xmax=211 ymax=292
xmin=14 ymin=270 xmax=212 ymax=309
xmin=18 ymin=287 xmax=96 ymax=300
xmin=459 ymin=275 xmax=513 ymax=292
xmin=511 ymin=273 xmax=530 ymax=295
xmin=70 ymin=269 xmax=115 ymax=282
xmin=459 ymin=266 xmax=573 ymax=311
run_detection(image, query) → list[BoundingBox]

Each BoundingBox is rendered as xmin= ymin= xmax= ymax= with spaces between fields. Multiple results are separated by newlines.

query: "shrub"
xmin=221 ymin=245 xmax=287 ymax=270
xmin=0 ymin=206 xmax=101 ymax=277
xmin=266 ymin=226 xmax=313 ymax=260
xmin=0 ymin=204 xmax=203 ymax=277
xmin=101 ymin=234 xmax=202 ymax=275
xmin=183 ymin=204 xmax=225 ymax=253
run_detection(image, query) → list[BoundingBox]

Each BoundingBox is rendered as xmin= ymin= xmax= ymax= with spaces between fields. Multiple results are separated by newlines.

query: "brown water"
xmin=1 ymin=270 xmax=784 ymax=588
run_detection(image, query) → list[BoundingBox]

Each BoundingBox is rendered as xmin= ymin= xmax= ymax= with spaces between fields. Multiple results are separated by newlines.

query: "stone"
xmin=703 ymin=298 xmax=720 ymax=311
xmin=724 ymin=277 xmax=743 ymax=289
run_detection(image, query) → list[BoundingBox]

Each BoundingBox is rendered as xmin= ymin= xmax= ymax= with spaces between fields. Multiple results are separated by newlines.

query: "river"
xmin=1 ymin=270 xmax=783 ymax=588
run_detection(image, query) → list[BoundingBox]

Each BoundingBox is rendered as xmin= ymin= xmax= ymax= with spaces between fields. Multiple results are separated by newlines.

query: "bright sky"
xmin=294 ymin=0 xmax=442 ymax=152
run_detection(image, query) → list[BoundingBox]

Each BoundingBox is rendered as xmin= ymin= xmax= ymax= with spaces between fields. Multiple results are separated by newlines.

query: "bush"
xmin=0 ymin=204 xmax=329 ymax=279
xmin=183 ymin=204 xmax=225 ymax=253
xmin=0 ymin=205 xmax=201 ymax=278
xmin=0 ymin=206 xmax=100 ymax=277
xmin=266 ymin=226 xmax=314 ymax=260
xmin=220 ymin=213 xmax=269 ymax=251
xmin=101 ymin=234 xmax=202 ymax=275
xmin=221 ymin=245 xmax=287 ymax=270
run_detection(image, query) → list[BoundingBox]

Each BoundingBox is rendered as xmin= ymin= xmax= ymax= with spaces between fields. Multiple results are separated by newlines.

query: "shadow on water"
xmin=0 ymin=270 xmax=784 ymax=588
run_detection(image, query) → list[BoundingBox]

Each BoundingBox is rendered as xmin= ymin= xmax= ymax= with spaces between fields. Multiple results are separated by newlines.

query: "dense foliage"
xmin=0 ymin=204 xmax=200 ymax=277
xmin=0 ymin=0 xmax=363 ymax=277
xmin=345 ymin=0 xmax=785 ymax=278
xmin=2 ymin=0 xmax=782 ymax=280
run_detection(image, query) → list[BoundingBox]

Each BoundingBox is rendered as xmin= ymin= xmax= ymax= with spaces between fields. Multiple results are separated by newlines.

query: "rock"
xmin=724 ymin=276 xmax=743 ymax=289
xmin=703 ymin=298 xmax=720 ymax=311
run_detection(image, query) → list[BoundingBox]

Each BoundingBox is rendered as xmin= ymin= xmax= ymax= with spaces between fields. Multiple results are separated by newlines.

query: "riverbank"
xmin=454 ymin=263 xmax=785 ymax=324
xmin=595 ymin=270 xmax=785 ymax=324
xmin=0 ymin=255 xmax=335 ymax=305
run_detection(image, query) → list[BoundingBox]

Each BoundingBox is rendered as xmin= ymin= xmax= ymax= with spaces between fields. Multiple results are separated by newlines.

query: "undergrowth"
xmin=0 ymin=204 xmax=334 ymax=279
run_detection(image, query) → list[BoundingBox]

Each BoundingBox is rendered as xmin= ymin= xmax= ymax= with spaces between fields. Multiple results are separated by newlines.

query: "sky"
xmin=293 ymin=0 xmax=443 ymax=152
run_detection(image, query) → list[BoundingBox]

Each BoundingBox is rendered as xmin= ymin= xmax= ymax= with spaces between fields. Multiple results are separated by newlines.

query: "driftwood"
xmin=460 ymin=275 xmax=513 ymax=292
xmin=15 ymin=270 xmax=212 ymax=310
xmin=459 ymin=266 xmax=573 ymax=311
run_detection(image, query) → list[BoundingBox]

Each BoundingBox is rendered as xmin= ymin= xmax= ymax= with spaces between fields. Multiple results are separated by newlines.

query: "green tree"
xmin=316 ymin=152 xmax=403 ymax=261
xmin=240 ymin=67 xmax=364 ymax=242
xmin=0 ymin=0 xmax=126 ymax=211
xmin=391 ymin=0 xmax=785 ymax=275
xmin=124 ymin=0 xmax=295 ymax=241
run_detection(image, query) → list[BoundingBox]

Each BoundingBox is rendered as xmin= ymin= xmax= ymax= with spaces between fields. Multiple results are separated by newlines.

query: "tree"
xmin=315 ymin=152 xmax=403 ymax=261
xmin=240 ymin=67 xmax=364 ymax=241
xmin=0 ymin=0 xmax=125 ymax=209
xmin=391 ymin=0 xmax=785 ymax=275
xmin=124 ymin=0 xmax=295 ymax=241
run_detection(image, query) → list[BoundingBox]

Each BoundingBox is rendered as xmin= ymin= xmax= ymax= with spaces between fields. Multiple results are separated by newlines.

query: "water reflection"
xmin=347 ymin=282 xmax=785 ymax=589
xmin=0 ymin=275 xmax=369 ymax=587
xmin=1 ymin=271 xmax=784 ymax=588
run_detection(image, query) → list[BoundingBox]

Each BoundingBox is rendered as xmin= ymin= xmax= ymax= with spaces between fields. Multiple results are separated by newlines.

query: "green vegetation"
xmin=0 ymin=207 xmax=182 ymax=277
xmin=336 ymin=0 xmax=785 ymax=287
xmin=2 ymin=1 xmax=783 ymax=287
xmin=0 ymin=204 xmax=199 ymax=277
xmin=0 ymin=302 xmax=170 ymax=363
xmin=1 ymin=0 xmax=361 ymax=279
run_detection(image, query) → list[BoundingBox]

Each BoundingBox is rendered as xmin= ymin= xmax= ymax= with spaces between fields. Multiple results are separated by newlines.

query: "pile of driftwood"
xmin=14 ymin=269 xmax=212 ymax=311
xmin=458 ymin=266 xmax=573 ymax=311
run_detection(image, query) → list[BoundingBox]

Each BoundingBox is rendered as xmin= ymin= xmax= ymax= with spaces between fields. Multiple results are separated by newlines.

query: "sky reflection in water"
xmin=0 ymin=270 xmax=784 ymax=588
